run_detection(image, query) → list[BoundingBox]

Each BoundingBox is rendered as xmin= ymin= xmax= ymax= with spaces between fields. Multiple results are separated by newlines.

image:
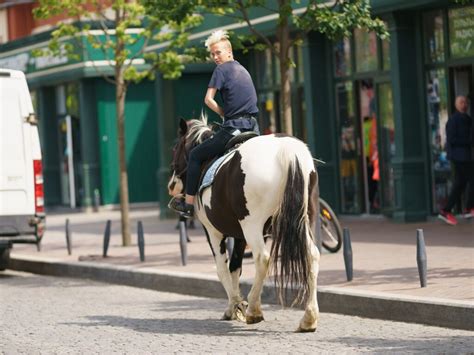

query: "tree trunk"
xmin=278 ymin=1 xmax=293 ymax=135
xmin=115 ymin=66 xmax=131 ymax=246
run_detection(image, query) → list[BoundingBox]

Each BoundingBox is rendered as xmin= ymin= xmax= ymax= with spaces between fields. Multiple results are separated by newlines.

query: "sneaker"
xmin=438 ymin=210 xmax=458 ymax=226
xmin=169 ymin=198 xmax=194 ymax=218
xmin=463 ymin=208 xmax=474 ymax=219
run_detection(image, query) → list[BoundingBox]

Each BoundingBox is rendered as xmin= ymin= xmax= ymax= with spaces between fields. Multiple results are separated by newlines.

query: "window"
xmin=449 ymin=6 xmax=474 ymax=59
xmin=354 ymin=29 xmax=378 ymax=72
xmin=423 ymin=10 xmax=445 ymax=63
xmin=334 ymin=37 xmax=352 ymax=77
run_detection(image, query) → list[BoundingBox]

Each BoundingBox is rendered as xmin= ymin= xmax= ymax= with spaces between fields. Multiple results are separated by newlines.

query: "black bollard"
xmin=226 ymin=237 xmax=234 ymax=259
xmin=416 ymin=229 xmax=427 ymax=288
xmin=103 ymin=220 xmax=111 ymax=258
xmin=343 ymin=228 xmax=353 ymax=281
xmin=137 ymin=221 xmax=145 ymax=262
xmin=178 ymin=216 xmax=188 ymax=266
xmin=65 ymin=219 xmax=72 ymax=255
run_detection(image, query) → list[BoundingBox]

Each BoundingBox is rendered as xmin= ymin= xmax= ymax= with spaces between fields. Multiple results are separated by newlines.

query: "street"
xmin=1 ymin=271 xmax=472 ymax=354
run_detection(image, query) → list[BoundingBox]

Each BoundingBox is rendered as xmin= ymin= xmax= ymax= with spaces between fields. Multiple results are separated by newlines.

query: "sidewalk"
xmin=7 ymin=207 xmax=474 ymax=330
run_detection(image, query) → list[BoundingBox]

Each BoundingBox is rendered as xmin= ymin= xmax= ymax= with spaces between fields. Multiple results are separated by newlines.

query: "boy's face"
xmin=210 ymin=41 xmax=233 ymax=65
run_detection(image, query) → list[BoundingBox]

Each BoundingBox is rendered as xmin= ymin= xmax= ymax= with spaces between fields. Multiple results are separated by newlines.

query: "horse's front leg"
xmin=228 ymin=237 xmax=248 ymax=321
xmin=241 ymin=222 xmax=269 ymax=324
xmin=206 ymin=228 xmax=246 ymax=321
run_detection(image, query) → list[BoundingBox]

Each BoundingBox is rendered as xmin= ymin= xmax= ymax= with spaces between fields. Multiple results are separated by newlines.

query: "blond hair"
xmin=205 ymin=30 xmax=232 ymax=51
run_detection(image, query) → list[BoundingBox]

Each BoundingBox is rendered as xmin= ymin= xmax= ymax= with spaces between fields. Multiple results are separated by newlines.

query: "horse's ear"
xmin=179 ymin=118 xmax=188 ymax=136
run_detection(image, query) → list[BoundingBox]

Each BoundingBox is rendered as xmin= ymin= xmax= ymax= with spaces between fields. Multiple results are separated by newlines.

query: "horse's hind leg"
xmin=207 ymin=228 xmax=246 ymax=321
xmin=297 ymin=237 xmax=320 ymax=332
xmin=242 ymin=223 xmax=269 ymax=324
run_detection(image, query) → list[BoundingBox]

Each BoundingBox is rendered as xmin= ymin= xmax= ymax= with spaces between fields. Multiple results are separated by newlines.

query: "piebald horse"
xmin=168 ymin=116 xmax=320 ymax=332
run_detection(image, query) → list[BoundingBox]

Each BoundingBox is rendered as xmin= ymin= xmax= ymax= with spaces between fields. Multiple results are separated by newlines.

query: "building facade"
xmin=1 ymin=0 xmax=473 ymax=221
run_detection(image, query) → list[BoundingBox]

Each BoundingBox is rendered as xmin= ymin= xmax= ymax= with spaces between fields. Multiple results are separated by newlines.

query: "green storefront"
xmin=1 ymin=0 xmax=472 ymax=222
xmin=303 ymin=0 xmax=474 ymax=221
xmin=155 ymin=1 xmax=473 ymax=221
xmin=0 ymin=31 xmax=159 ymax=210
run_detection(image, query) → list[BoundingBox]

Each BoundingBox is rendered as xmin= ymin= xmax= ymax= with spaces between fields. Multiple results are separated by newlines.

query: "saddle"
xmin=199 ymin=131 xmax=258 ymax=192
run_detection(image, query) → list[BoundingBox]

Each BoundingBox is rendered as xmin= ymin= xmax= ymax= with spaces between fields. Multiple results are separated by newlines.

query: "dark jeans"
xmin=444 ymin=161 xmax=474 ymax=212
xmin=185 ymin=127 xmax=234 ymax=196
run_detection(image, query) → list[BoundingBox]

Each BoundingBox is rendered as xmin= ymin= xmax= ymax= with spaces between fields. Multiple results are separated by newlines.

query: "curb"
xmin=9 ymin=255 xmax=474 ymax=331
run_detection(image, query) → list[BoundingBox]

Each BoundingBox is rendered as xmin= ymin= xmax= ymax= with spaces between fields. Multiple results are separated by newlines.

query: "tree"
xmin=33 ymin=0 xmax=203 ymax=246
xmin=145 ymin=0 xmax=388 ymax=135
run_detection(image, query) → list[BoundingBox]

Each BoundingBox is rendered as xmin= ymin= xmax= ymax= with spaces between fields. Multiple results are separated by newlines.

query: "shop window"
xmin=296 ymin=45 xmax=305 ymax=84
xmin=423 ymin=10 xmax=445 ymax=63
xmin=334 ymin=38 xmax=352 ymax=77
xmin=336 ymin=82 xmax=363 ymax=214
xmin=449 ymin=6 xmax=474 ymax=59
xmin=354 ymin=29 xmax=378 ymax=73
xmin=258 ymin=91 xmax=279 ymax=135
xmin=256 ymin=48 xmax=273 ymax=89
xmin=382 ymin=38 xmax=391 ymax=71
xmin=377 ymin=83 xmax=396 ymax=209
xmin=426 ymin=69 xmax=450 ymax=212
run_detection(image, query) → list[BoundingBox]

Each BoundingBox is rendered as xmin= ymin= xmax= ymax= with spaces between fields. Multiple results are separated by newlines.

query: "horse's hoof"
xmin=221 ymin=311 xmax=233 ymax=321
xmin=295 ymin=326 xmax=316 ymax=333
xmin=246 ymin=315 xmax=264 ymax=324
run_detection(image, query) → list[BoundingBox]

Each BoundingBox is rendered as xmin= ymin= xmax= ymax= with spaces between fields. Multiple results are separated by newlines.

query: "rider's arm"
xmin=205 ymin=87 xmax=224 ymax=118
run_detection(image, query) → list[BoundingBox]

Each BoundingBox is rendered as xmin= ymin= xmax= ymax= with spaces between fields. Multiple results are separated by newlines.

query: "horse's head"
xmin=167 ymin=115 xmax=212 ymax=197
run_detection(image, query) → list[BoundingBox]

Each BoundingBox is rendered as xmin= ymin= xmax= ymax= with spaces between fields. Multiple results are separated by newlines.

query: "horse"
xmin=168 ymin=116 xmax=320 ymax=332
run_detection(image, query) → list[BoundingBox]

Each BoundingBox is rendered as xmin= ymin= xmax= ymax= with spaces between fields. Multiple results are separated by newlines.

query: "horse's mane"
xmin=186 ymin=113 xmax=213 ymax=145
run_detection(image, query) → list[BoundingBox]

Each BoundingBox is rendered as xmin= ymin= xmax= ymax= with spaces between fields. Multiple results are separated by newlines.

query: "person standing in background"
xmin=438 ymin=95 xmax=474 ymax=225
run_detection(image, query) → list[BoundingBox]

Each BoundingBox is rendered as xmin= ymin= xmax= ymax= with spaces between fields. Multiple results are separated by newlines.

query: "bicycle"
xmin=318 ymin=198 xmax=342 ymax=253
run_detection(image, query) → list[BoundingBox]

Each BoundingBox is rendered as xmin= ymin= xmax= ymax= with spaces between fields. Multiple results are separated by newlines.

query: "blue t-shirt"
xmin=208 ymin=60 xmax=258 ymax=119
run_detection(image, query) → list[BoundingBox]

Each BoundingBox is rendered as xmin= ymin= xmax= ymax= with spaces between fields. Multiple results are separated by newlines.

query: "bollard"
xmin=93 ymin=188 xmax=101 ymax=212
xmin=137 ymin=221 xmax=145 ymax=262
xmin=178 ymin=216 xmax=188 ymax=266
xmin=65 ymin=218 xmax=72 ymax=255
xmin=416 ymin=229 xmax=427 ymax=288
xmin=103 ymin=220 xmax=111 ymax=258
xmin=343 ymin=228 xmax=353 ymax=281
xmin=226 ymin=237 xmax=234 ymax=259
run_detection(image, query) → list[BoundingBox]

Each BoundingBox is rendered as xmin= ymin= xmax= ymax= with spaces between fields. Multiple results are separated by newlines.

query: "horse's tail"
xmin=270 ymin=139 xmax=317 ymax=306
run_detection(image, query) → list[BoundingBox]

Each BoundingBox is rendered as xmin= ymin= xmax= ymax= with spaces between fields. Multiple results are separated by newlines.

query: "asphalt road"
xmin=1 ymin=271 xmax=472 ymax=354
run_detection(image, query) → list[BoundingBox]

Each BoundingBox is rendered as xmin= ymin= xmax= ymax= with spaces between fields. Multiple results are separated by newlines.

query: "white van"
xmin=0 ymin=69 xmax=45 ymax=270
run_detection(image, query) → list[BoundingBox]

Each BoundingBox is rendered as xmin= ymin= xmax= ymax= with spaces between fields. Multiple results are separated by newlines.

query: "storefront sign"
xmin=449 ymin=6 xmax=474 ymax=58
xmin=0 ymin=44 xmax=72 ymax=74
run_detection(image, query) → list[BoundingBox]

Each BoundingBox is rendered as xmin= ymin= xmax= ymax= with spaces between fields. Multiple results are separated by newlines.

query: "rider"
xmin=171 ymin=29 xmax=259 ymax=218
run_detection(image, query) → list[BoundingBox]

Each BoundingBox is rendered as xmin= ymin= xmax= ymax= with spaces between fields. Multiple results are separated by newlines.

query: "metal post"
xmin=226 ymin=237 xmax=234 ymax=259
xmin=416 ymin=229 xmax=427 ymax=288
xmin=137 ymin=221 xmax=145 ymax=262
xmin=65 ymin=218 xmax=72 ymax=255
xmin=178 ymin=216 xmax=188 ymax=266
xmin=103 ymin=220 xmax=111 ymax=258
xmin=343 ymin=228 xmax=353 ymax=281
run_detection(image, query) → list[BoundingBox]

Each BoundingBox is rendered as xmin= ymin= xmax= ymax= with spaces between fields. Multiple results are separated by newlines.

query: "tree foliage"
xmin=33 ymin=0 xmax=205 ymax=82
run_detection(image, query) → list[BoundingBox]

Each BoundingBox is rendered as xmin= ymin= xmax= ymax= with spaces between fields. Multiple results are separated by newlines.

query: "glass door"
xmin=336 ymin=82 xmax=364 ymax=214
xmin=358 ymin=79 xmax=379 ymax=213
xmin=376 ymin=82 xmax=396 ymax=213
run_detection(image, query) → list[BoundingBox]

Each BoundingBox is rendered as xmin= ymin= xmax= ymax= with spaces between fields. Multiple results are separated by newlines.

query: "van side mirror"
xmin=26 ymin=114 xmax=38 ymax=125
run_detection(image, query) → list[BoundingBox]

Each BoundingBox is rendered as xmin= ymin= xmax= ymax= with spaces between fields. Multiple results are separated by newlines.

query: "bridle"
xmin=171 ymin=138 xmax=191 ymax=180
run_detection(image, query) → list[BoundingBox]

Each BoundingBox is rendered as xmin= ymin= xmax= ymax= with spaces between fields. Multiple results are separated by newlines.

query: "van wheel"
xmin=0 ymin=248 xmax=11 ymax=271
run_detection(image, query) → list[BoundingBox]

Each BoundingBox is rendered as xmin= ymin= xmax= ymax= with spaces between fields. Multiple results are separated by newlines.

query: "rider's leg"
xmin=173 ymin=128 xmax=233 ymax=216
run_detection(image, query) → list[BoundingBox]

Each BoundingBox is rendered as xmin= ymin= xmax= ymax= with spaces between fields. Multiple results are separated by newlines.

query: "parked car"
xmin=0 ymin=69 xmax=45 ymax=270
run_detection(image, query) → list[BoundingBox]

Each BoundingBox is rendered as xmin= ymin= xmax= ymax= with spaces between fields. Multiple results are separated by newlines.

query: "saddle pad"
xmin=199 ymin=150 xmax=236 ymax=192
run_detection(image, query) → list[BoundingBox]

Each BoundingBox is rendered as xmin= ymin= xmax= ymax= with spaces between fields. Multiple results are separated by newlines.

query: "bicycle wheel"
xmin=319 ymin=198 xmax=342 ymax=253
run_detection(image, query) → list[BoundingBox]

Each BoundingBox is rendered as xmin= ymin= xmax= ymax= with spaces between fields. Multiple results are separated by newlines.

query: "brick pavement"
xmin=7 ymin=206 xmax=474 ymax=328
